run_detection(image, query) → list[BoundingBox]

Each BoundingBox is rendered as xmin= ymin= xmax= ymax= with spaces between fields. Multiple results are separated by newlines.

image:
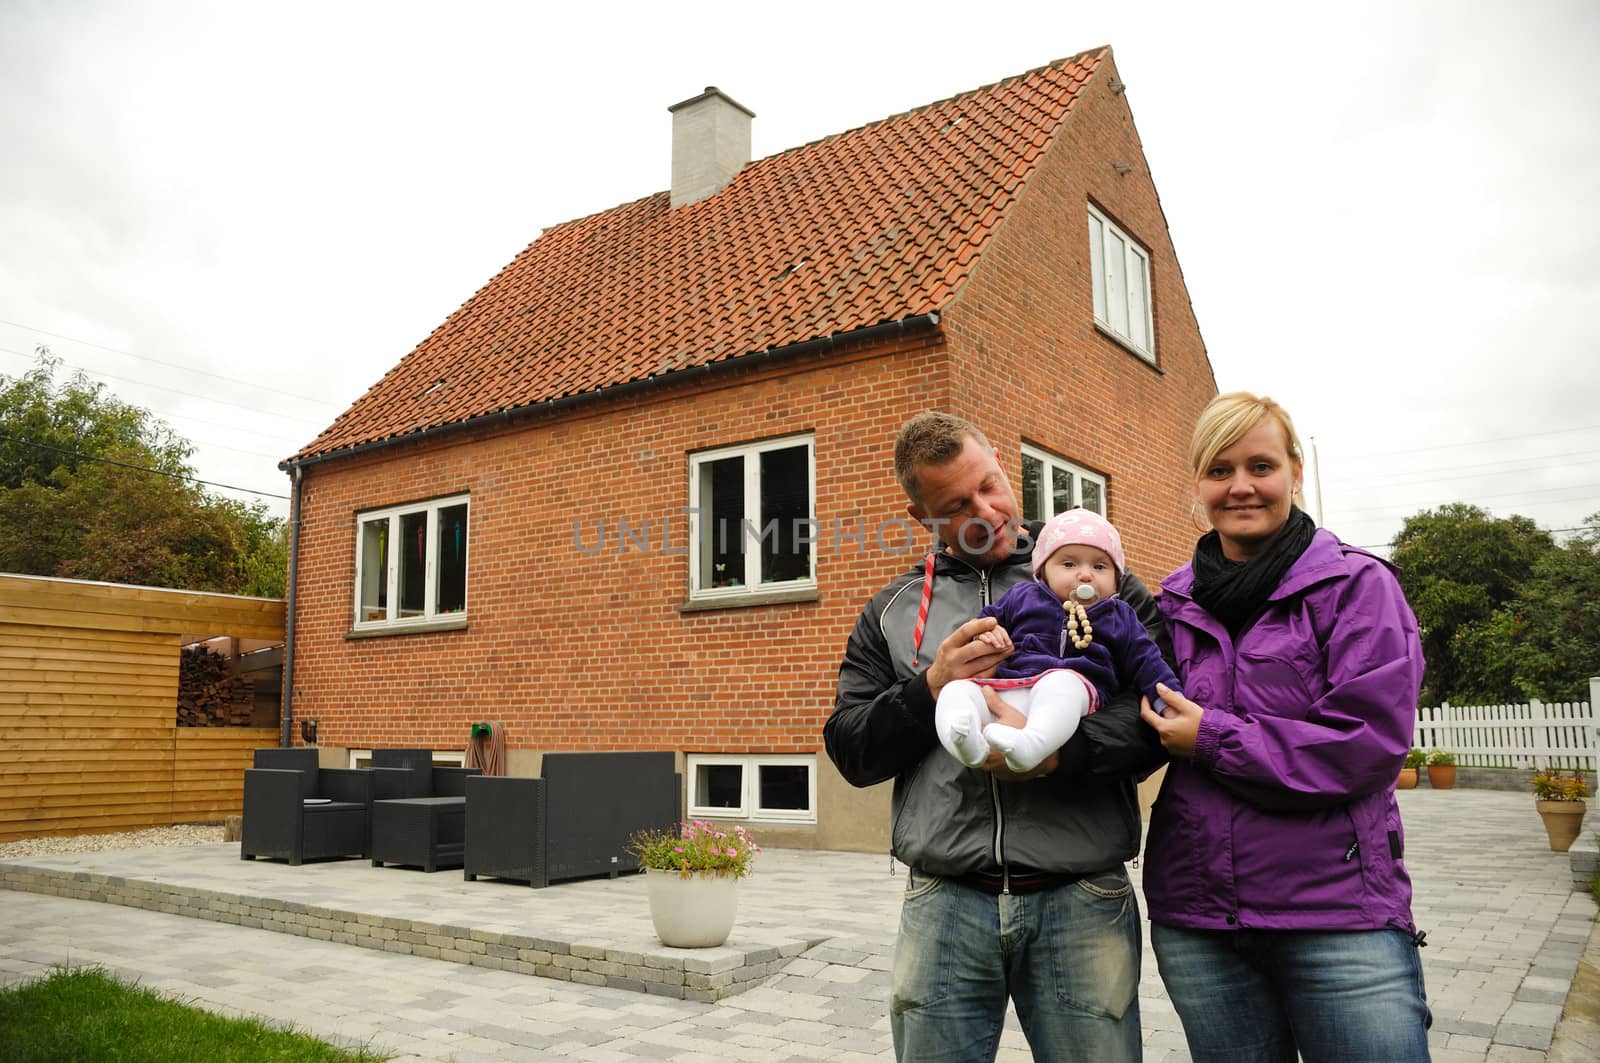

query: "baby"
xmin=935 ymin=508 xmax=1180 ymax=772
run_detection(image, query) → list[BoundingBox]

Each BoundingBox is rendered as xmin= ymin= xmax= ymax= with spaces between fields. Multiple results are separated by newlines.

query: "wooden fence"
xmin=0 ymin=573 xmax=284 ymax=842
xmin=1413 ymin=678 xmax=1600 ymax=776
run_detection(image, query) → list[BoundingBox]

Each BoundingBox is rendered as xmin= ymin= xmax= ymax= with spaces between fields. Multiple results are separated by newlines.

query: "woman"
xmin=1140 ymin=392 xmax=1430 ymax=1062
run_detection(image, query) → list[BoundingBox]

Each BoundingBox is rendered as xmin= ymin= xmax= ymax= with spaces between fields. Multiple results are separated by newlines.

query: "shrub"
xmin=1404 ymin=748 xmax=1427 ymax=769
xmin=629 ymin=820 xmax=761 ymax=878
xmin=1427 ymin=749 xmax=1456 ymax=766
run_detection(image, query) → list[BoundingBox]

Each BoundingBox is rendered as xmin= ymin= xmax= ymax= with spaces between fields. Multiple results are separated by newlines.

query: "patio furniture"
xmin=240 ymin=748 xmax=376 ymax=865
xmin=369 ymin=748 xmax=479 ymax=798
xmin=463 ymin=751 xmax=679 ymax=888
xmin=370 ymin=796 xmax=467 ymax=872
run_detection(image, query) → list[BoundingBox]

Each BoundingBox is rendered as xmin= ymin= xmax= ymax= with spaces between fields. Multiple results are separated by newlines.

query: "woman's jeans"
xmin=891 ymin=867 xmax=1142 ymax=1062
xmin=1151 ymin=922 xmax=1431 ymax=1063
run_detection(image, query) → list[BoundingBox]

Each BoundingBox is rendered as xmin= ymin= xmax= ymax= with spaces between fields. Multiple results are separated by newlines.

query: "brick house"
xmin=280 ymin=46 xmax=1217 ymax=852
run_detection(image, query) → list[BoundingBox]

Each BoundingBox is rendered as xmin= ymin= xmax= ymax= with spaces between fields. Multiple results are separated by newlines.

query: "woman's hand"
xmin=1140 ymin=682 xmax=1203 ymax=758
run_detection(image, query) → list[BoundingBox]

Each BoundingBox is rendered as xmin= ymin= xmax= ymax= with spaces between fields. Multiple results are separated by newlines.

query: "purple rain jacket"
xmin=1143 ymin=529 xmax=1424 ymax=933
xmin=979 ymin=581 xmax=1181 ymax=706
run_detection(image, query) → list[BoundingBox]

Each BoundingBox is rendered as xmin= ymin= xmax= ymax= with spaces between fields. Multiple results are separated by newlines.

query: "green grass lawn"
xmin=0 ymin=966 xmax=387 ymax=1062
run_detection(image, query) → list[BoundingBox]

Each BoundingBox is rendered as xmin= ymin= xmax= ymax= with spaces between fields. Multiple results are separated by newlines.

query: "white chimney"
xmin=668 ymin=86 xmax=754 ymax=208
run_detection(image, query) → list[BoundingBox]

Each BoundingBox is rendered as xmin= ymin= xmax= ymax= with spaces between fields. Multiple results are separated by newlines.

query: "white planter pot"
xmin=644 ymin=868 xmax=739 ymax=947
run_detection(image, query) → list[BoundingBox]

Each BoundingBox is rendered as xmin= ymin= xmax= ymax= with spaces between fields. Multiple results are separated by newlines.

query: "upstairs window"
xmin=354 ymin=494 xmax=469 ymax=629
xmin=1021 ymin=446 xmax=1106 ymax=521
xmin=688 ymin=435 xmax=815 ymax=600
xmin=1087 ymin=203 xmax=1155 ymax=361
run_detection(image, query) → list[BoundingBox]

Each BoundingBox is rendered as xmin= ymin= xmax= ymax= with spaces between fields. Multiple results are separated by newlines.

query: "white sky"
xmin=3 ymin=0 xmax=1597 ymax=555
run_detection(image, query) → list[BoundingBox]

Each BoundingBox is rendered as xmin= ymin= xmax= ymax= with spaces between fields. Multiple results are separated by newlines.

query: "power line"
xmin=1337 ymin=422 xmax=1600 ymax=462
xmin=0 ymin=432 xmax=291 ymax=500
xmin=1322 ymin=451 xmax=1600 ymax=493
xmin=0 ymin=344 xmax=329 ymax=429
xmin=1354 ymin=525 xmax=1592 ymax=551
xmin=0 ymin=317 xmax=334 ymax=405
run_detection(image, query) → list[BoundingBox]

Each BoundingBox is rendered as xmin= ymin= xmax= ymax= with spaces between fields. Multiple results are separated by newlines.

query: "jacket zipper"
xmin=975 ymin=565 xmax=1009 ymax=885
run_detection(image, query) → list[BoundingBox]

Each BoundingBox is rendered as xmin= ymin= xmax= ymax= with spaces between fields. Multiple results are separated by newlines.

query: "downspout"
xmin=280 ymin=462 xmax=304 ymax=748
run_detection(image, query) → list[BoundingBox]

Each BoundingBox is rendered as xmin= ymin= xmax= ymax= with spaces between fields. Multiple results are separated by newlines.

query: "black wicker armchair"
xmin=367 ymin=749 xmax=481 ymax=872
xmin=369 ymin=748 xmax=480 ymax=798
xmin=463 ymin=751 xmax=679 ymax=888
xmin=240 ymin=748 xmax=376 ymax=865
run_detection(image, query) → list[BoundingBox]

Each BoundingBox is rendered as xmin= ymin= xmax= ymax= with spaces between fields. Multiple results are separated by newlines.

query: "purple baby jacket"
xmin=979 ymin=580 xmax=1180 ymax=705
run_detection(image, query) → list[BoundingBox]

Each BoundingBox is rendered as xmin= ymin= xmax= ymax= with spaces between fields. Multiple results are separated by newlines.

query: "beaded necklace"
xmin=1063 ymin=585 xmax=1095 ymax=650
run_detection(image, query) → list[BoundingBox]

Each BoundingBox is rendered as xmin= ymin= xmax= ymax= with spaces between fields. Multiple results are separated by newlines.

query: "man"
xmin=825 ymin=411 xmax=1166 ymax=1063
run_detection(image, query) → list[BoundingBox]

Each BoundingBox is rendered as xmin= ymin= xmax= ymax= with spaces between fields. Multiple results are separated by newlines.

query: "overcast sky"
xmin=3 ymin=0 xmax=1597 ymax=555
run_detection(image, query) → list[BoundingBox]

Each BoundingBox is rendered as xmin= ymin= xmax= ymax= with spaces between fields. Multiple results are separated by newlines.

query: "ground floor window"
xmin=687 ymin=435 xmax=815 ymax=600
xmin=354 ymin=494 xmax=469 ymax=629
xmin=1020 ymin=445 xmax=1106 ymax=521
xmin=685 ymin=753 xmax=816 ymax=824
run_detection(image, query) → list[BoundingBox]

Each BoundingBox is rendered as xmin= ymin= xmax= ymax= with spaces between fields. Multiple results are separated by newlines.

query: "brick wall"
xmin=290 ymin=329 xmax=949 ymax=756
xmin=942 ymin=51 xmax=1217 ymax=586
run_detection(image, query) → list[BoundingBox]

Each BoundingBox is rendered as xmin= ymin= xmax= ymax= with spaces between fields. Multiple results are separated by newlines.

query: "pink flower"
xmin=726 ymin=847 xmax=739 ymax=857
xmin=673 ymin=846 xmax=684 ymax=853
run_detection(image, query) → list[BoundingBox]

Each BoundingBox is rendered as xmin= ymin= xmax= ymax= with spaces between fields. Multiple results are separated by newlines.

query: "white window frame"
xmin=352 ymin=493 xmax=470 ymax=630
xmin=685 ymin=753 xmax=817 ymax=824
xmin=687 ymin=434 xmax=817 ymax=601
xmin=348 ymin=749 xmax=466 ymax=769
xmin=1020 ymin=445 xmax=1107 ymax=521
xmin=1087 ymin=203 xmax=1156 ymax=361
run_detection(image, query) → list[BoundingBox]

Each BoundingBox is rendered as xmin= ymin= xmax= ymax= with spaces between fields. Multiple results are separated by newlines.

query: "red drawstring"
xmin=910 ymin=551 xmax=937 ymax=667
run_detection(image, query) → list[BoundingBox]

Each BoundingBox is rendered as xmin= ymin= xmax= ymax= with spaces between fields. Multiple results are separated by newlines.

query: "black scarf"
xmin=1191 ymin=506 xmax=1318 ymax=634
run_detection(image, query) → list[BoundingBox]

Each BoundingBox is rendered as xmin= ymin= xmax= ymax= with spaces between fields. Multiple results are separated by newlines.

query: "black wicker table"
xmin=370 ymin=796 xmax=466 ymax=872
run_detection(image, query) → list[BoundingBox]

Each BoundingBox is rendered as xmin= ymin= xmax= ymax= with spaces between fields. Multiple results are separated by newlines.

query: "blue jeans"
xmin=891 ymin=867 xmax=1142 ymax=1062
xmin=1150 ymin=923 xmax=1431 ymax=1063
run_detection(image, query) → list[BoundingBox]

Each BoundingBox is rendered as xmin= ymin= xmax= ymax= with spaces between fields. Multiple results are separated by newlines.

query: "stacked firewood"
xmin=176 ymin=646 xmax=254 ymax=726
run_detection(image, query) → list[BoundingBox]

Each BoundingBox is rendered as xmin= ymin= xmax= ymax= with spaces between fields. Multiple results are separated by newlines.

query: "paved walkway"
xmin=0 ymin=789 xmax=1595 ymax=1061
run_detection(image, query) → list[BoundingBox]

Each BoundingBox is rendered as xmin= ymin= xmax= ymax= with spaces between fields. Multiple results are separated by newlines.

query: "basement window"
xmin=353 ymin=494 xmax=469 ymax=631
xmin=1020 ymin=446 xmax=1106 ymax=521
xmin=1087 ymin=203 xmax=1155 ymax=361
xmin=685 ymin=754 xmax=816 ymax=824
xmin=687 ymin=435 xmax=816 ymax=601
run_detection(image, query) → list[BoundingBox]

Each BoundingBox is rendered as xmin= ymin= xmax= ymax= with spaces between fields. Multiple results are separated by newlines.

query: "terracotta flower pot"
xmin=1396 ymin=768 xmax=1419 ymax=790
xmin=1426 ymin=764 xmax=1456 ymax=790
xmin=644 ymin=868 xmax=739 ymax=948
xmin=1536 ymin=800 xmax=1588 ymax=852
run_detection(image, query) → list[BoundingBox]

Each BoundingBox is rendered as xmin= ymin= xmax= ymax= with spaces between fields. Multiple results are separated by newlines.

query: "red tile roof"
xmin=292 ymin=48 xmax=1107 ymax=463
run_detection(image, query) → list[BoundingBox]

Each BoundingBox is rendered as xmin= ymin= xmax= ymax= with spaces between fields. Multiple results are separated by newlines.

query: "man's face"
xmin=905 ymin=435 xmax=1021 ymax=567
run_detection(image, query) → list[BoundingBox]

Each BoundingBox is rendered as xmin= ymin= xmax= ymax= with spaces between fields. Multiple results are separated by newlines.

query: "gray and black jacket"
xmin=825 ymin=524 xmax=1168 ymax=877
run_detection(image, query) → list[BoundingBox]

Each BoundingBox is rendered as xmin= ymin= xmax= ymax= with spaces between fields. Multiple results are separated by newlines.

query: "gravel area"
xmin=0 ymin=823 xmax=226 ymax=859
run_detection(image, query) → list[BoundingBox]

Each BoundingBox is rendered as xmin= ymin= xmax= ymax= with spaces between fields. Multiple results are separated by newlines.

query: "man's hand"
xmin=1140 ymin=682 xmax=1202 ymax=758
xmin=978 ymin=685 xmax=1058 ymax=780
xmin=924 ymin=616 xmax=1014 ymax=700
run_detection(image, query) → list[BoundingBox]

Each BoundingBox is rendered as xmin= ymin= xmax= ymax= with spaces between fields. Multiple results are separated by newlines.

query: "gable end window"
xmin=688 ymin=435 xmax=816 ymax=600
xmin=354 ymin=494 xmax=469 ymax=630
xmin=1087 ymin=203 xmax=1155 ymax=361
xmin=1021 ymin=446 xmax=1106 ymax=521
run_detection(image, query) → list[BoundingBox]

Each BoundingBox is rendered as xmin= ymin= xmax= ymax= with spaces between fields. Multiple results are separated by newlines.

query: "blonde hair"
xmin=1190 ymin=391 xmax=1306 ymax=505
xmin=895 ymin=412 xmax=990 ymax=504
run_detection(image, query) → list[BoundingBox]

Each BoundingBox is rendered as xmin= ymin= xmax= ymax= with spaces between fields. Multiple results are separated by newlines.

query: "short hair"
xmin=894 ymin=412 xmax=990 ymax=504
xmin=1189 ymin=391 xmax=1305 ymax=495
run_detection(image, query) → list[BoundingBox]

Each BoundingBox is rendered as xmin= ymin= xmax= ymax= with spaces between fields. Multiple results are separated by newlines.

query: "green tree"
xmin=1459 ymin=513 xmax=1600 ymax=702
xmin=1390 ymin=502 xmax=1555 ymax=704
xmin=0 ymin=350 xmax=191 ymax=489
xmin=0 ymin=355 xmax=287 ymax=596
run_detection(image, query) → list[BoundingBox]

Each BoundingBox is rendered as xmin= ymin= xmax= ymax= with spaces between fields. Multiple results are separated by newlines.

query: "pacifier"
xmin=1074 ymin=584 xmax=1096 ymax=602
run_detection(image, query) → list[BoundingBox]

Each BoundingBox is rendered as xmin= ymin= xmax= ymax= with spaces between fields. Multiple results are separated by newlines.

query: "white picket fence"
xmin=1413 ymin=677 xmax=1600 ymax=775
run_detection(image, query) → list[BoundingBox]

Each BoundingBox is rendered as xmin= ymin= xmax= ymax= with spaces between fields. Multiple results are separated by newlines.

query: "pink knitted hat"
xmin=1031 ymin=508 xmax=1126 ymax=579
